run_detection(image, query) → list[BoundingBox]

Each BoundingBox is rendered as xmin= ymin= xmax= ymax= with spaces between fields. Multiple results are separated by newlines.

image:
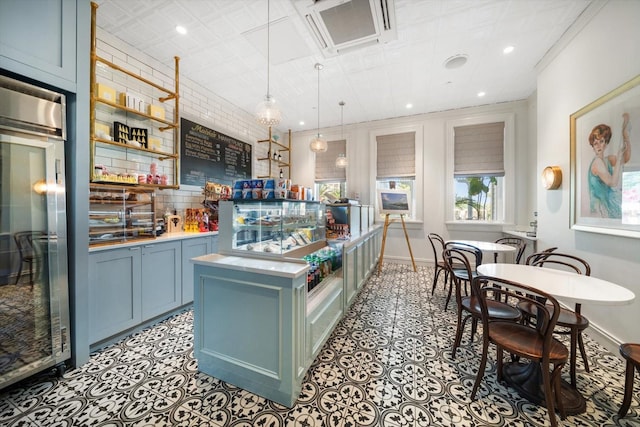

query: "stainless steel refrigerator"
xmin=0 ymin=74 xmax=71 ymax=390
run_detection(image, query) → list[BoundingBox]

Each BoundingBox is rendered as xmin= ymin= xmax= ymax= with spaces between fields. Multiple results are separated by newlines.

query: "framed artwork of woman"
xmin=571 ymin=74 xmax=640 ymax=238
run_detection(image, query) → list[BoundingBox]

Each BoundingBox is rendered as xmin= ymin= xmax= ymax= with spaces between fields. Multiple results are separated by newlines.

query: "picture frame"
xmin=377 ymin=189 xmax=411 ymax=216
xmin=570 ymin=74 xmax=640 ymax=238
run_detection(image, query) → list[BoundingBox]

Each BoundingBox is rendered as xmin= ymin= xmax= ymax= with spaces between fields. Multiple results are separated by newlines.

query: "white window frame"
xmin=445 ymin=113 xmax=515 ymax=228
xmin=370 ymin=124 xmax=424 ymax=224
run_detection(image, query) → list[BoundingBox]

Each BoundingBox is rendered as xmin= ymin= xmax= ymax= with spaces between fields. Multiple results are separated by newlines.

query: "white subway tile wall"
xmin=95 ymin=29 xmax=281 ymax=219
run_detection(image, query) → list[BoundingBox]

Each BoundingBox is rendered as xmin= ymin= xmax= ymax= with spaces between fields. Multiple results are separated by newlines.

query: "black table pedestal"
xmin=502 ymin=361 xmax=586 ymax=416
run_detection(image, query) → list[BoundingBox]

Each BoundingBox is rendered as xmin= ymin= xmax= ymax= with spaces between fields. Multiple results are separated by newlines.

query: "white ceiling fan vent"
xmin=295 ymin=0 xmax=397 ymax=57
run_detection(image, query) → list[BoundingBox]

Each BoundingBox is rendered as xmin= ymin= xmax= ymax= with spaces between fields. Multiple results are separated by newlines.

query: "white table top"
xmin=477 ymin=263 xmax=635 ymax=306
xmin=447 ymin=240 xmax=517 ymax=253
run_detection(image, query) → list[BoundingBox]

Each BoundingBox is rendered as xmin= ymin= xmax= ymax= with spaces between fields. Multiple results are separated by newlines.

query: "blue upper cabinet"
xmin=0 ymin=0 xmax=79 ymax=91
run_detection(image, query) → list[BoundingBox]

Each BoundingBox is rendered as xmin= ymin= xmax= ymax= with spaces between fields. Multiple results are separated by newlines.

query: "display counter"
xmin=191 ymin=222 xmax=382 ymax=407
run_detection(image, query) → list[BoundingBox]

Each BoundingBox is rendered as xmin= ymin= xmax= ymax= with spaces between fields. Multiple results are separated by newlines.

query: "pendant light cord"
xmin=316 ymin=63 xmax=322 ymax=137
xmin=266 ymin=0 xmax=271 ymax=98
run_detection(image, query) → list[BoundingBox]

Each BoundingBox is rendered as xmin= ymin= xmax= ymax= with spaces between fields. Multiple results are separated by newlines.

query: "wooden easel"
xmin=378 ymin=214 xmax=417 ymax=273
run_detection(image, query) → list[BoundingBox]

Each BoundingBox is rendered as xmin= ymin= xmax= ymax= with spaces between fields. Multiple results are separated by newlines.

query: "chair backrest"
xmin=527 ymin=252 xmax=590 ymax=276
xmin=472 ymin=275 xmax=561 ymax=343
xmin=444 ymin=241 xmax=483 ymax=267
xmin=494 ymin=237 xmax=526 ymax=264
xmin=525 ymin=247 xmax=558 ymax=265
xmin=14 ymin=231 xmax=39 ymax=259
xmin=443 ymin=247 xmax=476 ymax=304
xmin=427 ymin=233 xmax=446 ymax=263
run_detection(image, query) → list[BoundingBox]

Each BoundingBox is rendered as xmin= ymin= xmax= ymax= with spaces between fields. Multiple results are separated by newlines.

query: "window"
xmin=446 ymin=114 xmax=514 ymax=224
xmin=374 ymin=128 xmax=422 ymax=221
xmin=315 ymin=139 xmax=346 ymax=203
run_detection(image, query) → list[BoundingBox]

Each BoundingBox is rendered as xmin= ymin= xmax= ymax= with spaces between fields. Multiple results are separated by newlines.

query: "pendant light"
xmin=255 ymin=0 xmax=281 ymax=126
xmin=335 ymin=101 xmax=348 ymax=168
xmin=309 ymin=63 xmax=327 ymax=153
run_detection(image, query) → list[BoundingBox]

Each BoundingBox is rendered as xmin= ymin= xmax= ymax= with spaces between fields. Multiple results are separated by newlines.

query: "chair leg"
xmin=14 ymin=261 xmax=24 ymax=286
xmin=541 ymin=363 xmax=558 ymax=427
xmin=577 ymin=332 xmax=590 ymax=373
xmin=431 ymin=266 xmax=443 ymax=295
xmin=619 ymin=360 xmax=635 ymax=418
xmin=569 ymin=327 xmax=579 ymax=387
xmin=552 ymin=363 xmax=566 ymax=421
xmin=444 ymin=279 xmax=453 ymax=311
xmin=452 ymin=312 xmax=469 ymax=358
xmin=471 ymin=337 xmax=489 ymax=400
xmin=496 ymin=347 xmax=504 ymax=382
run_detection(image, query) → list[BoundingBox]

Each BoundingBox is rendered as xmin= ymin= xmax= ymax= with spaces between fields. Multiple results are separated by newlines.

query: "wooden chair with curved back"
xmin=442 ymin=247 xmax=521 ymax=358
xmin=493 ymin=237 xmax=526 ymax=264
xmin=471 ymin=274 xmax=568 ymax=427
xmin=521 ymin=251 xmax=591 ymax=387
xmin=427 ymin=233 xmax=449 ymax=296
xmin=619 ymin=343 xmax=640 ymax=418
xmin=442 ymin=241 xmax=483 ymax=311
xmin=13 ymin=231 xmax=45 ymax=289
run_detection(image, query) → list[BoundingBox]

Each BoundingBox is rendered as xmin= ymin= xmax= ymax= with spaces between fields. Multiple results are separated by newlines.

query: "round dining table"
xmin=477 ymin=263 xmax=636 ymax=415
xmin=446 ymin=240 xmax=517 ymax=263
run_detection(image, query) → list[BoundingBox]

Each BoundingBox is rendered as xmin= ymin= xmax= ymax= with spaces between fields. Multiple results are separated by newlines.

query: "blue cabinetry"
xmin=0 ymin=0 xmax=79 ymax=91
xmin=182 ymin=236 xmax=217 ymax=304
xmin=141 ymin=241 xmax=181 ymax=319
xmin=89 ymin=246 xmax=142 ymax=344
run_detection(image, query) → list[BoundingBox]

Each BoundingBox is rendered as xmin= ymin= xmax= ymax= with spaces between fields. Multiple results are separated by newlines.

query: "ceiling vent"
xmin=295 ymin=0 xmax=397 ymax=57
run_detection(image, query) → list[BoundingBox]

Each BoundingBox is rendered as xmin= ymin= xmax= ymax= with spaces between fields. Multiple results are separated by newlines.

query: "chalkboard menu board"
xmin=180 ymin=118 xmax=252 ymax=186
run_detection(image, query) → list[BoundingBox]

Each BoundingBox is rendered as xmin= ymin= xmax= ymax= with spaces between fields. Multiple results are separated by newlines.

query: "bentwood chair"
xmin=471 ymin=275 xmax=568 ymax=427
xmin=493 ymin=237 xmax=526 ymax=264
xmin=619 ymin=343 xmax=640 ymax=418
xmin=13 ymin=231 xmax=45 ymax=289
xmin=443 ymin=247 xmax=521 ymax=358
xmin=521 ymin=251 xmax=591 ymax=387
xmin=443 ymin=241 xmax=483 ymax=311
xmin=427 ymin=233 xmax=449 ymax=296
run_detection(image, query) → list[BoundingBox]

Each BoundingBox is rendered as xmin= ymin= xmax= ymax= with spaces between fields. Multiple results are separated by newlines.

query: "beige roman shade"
xmin=454 ymin=122 xmax=505 ymax=176
xmin=376 ymin=132 xmax=416 ymax=179
xmin=315 ymin=139 xmax=346 ymax=181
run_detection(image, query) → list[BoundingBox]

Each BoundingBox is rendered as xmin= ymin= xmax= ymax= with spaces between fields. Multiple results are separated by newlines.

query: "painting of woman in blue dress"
xmin=588 ymin=113 xmax=632 ymax=218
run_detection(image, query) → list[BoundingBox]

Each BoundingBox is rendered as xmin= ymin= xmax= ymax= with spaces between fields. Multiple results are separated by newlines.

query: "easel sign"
xmin=377 ymin=189 xmax=417 ymax=273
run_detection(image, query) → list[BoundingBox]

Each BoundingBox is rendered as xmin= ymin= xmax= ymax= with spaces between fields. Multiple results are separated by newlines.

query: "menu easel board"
xmin=180 ymin=117 xmax=252 ymax=186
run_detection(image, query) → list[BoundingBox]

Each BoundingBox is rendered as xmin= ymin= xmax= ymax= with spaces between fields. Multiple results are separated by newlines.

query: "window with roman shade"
xmin=454 ymin=122 xmax=504 ymax=177
xmin=376 ymin=131 xmax=416 ymax=179
xmin=315 ymin=139 xmax=346 ymax=182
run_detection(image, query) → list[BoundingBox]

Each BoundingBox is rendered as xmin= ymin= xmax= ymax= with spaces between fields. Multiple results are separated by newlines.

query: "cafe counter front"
xmin=191 ymin=200 xmax=382 ymax=406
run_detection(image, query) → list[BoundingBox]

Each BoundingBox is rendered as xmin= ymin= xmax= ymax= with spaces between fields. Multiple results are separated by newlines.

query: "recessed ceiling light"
xmin=176 ymin=25 xmax=187 ymax=35
xmin=299 ymin=121 xmax=305 ymax=126
xmin=477 ymin=91 xmax=486 ymax=97
xmin=503 ymin=46 xmax=514 ymax=54
xmin=443 ymin=54 xmax=468 ymax=69
xmin=406 ymin=103 xmax=413 ymax=109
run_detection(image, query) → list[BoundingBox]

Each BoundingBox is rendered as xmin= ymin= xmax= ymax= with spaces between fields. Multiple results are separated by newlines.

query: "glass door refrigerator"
xmin=0 ymin=74 xmax=71 ymax=390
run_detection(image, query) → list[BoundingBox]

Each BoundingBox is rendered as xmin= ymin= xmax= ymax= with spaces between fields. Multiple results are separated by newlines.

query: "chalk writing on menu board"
xmin=180 ymin=118 xmax=252 ymax=186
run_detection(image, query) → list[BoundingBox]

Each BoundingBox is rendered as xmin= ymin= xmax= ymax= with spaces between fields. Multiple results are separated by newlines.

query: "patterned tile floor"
xmin=1 ymin=264 xmax=639 ymax=426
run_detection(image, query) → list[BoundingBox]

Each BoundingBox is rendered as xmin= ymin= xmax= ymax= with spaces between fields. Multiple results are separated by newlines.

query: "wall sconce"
xmin=542 ymin=166 xmax=562 ymax=190
xmin=33 ymin=179 xmax=49 ymax=195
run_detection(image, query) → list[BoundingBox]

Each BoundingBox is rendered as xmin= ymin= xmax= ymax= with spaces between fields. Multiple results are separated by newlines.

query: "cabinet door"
xmin=344 ymin=246 xmax=357 ymax=307
xmin=141 ymin=241 xmax=181 ymax=320
xmin=89 ymin=247 xmax=142 ymax=344
xmin=356 ymin=243 xmax=366 ymax=289
xmin=0 ymin=0 xmax=77 ymax=90
xmin=181 ymin=237 xmax=211 ymax=304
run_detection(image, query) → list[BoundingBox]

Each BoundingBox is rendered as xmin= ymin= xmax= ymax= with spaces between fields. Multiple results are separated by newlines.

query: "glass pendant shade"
xmin=256 ymin=95 xmax=281 ymax=126
xmin=310 ymin=134 xmax=327 ymax=153
xmin=335 ymin=153 xmax=348 ymax=168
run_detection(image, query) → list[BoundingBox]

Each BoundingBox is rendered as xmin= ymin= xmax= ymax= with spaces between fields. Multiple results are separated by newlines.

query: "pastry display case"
xmin=218 ymin=199 xmax=325 ymax=259
xmin=89 ymin=184 xmax=156 ymax=246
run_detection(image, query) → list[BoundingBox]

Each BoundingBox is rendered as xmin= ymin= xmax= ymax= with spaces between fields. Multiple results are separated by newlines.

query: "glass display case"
xmin=326 ymin=203 xmax=361 ymax=239
xmin=218 ymin=199 xmax=325 ymax=258
xmin=89 ymin=184 xmax=156 ymax=246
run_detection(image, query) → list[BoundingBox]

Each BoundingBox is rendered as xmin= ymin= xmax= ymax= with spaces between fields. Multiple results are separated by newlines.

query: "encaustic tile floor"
xmin=1 ymin=264 xmax=639 ymax=426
